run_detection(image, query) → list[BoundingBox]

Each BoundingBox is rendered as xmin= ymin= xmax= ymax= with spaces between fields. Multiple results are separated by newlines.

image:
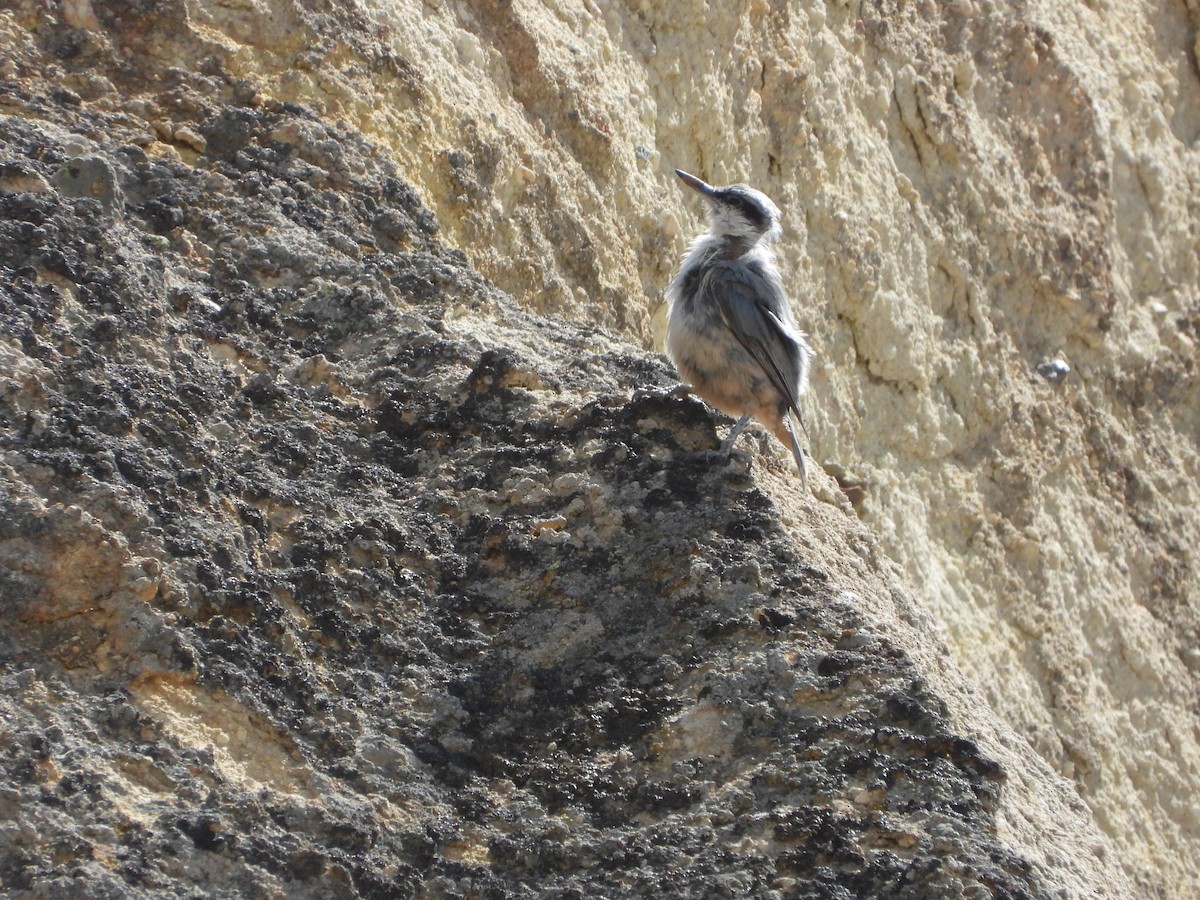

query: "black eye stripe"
xmin=720 ymin=193 xmax=767 ymax=229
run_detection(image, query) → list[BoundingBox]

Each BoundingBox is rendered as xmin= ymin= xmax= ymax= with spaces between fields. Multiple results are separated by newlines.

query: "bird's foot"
xmin=695 ymin=444 xmax=753 ymax=470
xmin=694 ymin=448 xmax=730 ymax=467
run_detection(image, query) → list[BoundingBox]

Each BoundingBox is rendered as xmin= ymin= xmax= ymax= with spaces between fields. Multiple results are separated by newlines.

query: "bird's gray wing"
xmin=704 ymin=266 xmax=811 ymax=423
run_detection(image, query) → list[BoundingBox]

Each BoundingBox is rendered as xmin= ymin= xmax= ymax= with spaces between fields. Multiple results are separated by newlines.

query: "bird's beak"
xmin=675 ymin=169 xmax=717 ymax=197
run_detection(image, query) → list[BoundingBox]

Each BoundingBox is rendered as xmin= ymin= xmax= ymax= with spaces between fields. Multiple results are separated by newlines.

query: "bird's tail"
xmin=785 ymin=407 xmax=809 ymax=492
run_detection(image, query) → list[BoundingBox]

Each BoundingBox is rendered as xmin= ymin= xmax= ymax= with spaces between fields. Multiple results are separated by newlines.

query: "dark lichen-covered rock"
xmin=0 ymin=4 xmax=1122 ymax=899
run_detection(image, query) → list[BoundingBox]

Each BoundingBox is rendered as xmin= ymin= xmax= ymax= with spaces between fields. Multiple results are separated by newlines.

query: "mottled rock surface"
xmin=0 ymin=0 xmax=1196 ymax=897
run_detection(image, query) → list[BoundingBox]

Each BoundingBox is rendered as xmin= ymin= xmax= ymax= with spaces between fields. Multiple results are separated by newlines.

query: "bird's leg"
xmin=719 ymin=413 xmax=752 ymax=455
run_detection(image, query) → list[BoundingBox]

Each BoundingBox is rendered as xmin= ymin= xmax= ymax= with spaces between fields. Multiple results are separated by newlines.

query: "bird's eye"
xmin=733 ymin=197 xmax=767 ymax=230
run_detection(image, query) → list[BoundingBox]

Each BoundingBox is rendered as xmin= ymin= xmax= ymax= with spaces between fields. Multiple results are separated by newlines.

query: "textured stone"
xmin=1 ymin=0 xmax=1197 ymax=897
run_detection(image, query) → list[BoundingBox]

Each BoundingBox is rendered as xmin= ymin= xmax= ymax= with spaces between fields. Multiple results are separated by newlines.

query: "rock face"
xmin=0 ymin=0 xmax=1196 ymax=897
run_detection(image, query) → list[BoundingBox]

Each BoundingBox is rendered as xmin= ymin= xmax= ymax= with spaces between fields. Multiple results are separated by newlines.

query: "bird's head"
xmin=675 ymin=169 xmax=782 ymax=250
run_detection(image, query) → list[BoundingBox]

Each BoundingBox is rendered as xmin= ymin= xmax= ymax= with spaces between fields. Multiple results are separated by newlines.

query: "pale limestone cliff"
xmin=229 ymin=0 xmax=1200 ymax=892
xmin=1 ymin=0 xmax=1197 ymax=896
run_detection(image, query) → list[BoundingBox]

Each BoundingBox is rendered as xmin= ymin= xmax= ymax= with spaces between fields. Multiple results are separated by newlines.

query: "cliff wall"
xmin=1 ymin=0 xmax=1197 ymax=896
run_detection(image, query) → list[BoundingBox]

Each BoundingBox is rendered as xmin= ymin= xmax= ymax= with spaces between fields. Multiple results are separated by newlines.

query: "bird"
xmin=665 ymin=169 xmax=815 ymax=488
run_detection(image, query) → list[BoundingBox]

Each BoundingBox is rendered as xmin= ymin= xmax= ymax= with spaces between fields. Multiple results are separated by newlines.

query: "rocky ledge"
xmin=0 ymin=3 xmax=1138 ymax=898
